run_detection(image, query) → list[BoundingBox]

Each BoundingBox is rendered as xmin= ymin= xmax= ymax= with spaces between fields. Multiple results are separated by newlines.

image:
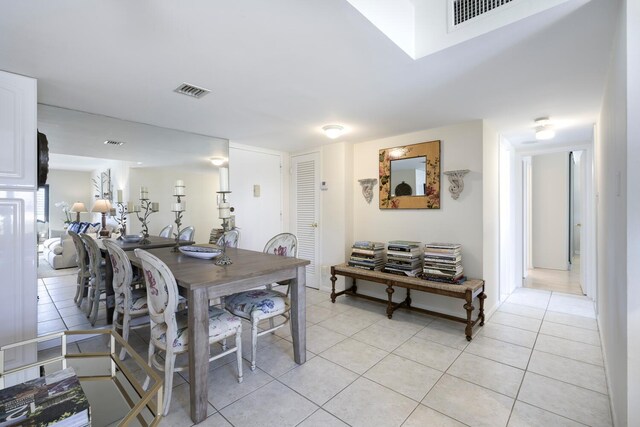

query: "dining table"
xmin=126 ymin=245 xmax=310 ymax=423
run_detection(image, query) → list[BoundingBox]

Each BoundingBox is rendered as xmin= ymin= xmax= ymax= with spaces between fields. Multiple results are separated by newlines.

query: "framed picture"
xmin=379 ymin=140 xmax=441 ymax=209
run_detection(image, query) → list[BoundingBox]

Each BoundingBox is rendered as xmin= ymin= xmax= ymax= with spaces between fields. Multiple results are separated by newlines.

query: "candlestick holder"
xmin=114 ymin=202 xmax=128 ymax=239
xmin=214 ymin=191 xmax=233 ymax=266
xmin=134 ymin=198 xmax=158 ymax=245
xmin=171 ymin=193 xmax=186 ymax=252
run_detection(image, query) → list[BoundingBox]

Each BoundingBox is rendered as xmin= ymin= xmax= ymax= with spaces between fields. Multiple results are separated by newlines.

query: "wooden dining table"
xmin=126 ymin=245 xmax=310 ymax=423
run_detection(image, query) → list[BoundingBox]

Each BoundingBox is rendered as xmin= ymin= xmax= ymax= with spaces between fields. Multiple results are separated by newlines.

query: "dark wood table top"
xmin=127 ymin=245 xmax=310 ymax=291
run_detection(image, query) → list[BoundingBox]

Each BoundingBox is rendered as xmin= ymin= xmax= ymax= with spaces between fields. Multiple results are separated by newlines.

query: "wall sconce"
xmin=358 ymin=178 xmax=378 ymax=204
xmin=443 ymin=170 xmax=470 ymax=200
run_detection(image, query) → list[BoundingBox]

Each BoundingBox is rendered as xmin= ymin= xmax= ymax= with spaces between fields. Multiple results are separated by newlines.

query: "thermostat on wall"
xmin=320 ymin=181 xmax=328 ymax=191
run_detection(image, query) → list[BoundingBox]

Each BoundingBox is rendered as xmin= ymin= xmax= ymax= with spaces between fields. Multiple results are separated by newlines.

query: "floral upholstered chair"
xmin=79 ymin=233 xmax=107 ymax=326
xmin=178 ymin=226 xmax=195 ymax=242
xmin=216 ymin=229 xmax=240 ymax=248
xmin=68 ymin=231 xmax=91 ymax=308
xmin=224 ymin=233 xmax=298 ymax=371
xmin=103 ymin=240 xmax=149 ymax=360
xmin=158 ymin=224 xmax=173 ymax=238
xmin=134 ymin=248 xmax=243 ymax=416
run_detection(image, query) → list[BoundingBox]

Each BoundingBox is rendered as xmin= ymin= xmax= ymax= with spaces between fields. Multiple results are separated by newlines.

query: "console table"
xmin=330 ymin=264 xmax=486 ymax=341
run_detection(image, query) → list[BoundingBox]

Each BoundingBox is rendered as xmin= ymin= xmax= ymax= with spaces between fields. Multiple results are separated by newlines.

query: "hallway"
xmin=524 ymin=257 xmax=583 ymax=296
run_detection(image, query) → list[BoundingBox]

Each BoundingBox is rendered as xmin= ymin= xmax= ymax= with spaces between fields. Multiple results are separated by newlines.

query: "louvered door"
xmin=292 ymin=152 xmax=320 ymax=289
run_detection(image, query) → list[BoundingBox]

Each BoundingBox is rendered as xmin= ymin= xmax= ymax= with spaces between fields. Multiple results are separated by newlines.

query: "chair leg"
xmin=268 ymin=318 xmax=275 ymax=332
xmin=89 ymin=290 xmax=100 ymax=326
xmin=250 ymin=318 xmax=258 ymax=371
xmin=235 ymin=326 xmax=243 ymax=383
xmin=221 ymin=338 xmax=227 ymax=351
xmin=162 ymin=352 xmax=177 ymax=416
xmin=85 ymin=281 xmax=94 ymax=317
xmin=142 ymin=342 xmax=155 ymax=391
xmin=119 ymin=312 xmax=130 ymax=360
xmin=74 ymin=274 xmax=83 ymax=305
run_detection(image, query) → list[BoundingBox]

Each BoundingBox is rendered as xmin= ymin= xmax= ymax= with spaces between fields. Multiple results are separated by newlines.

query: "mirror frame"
xmin=379 ymin=140 xmax=441 ymax=209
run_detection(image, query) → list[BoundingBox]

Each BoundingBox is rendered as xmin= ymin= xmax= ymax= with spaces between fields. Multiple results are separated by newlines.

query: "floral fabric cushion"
xmin=151 ymin=307 xmax=241 ymax=351
xmin=225 ymin=289 xmax=289 ymax=320
xmin=117 ymin=288 xmax=148 ymax=315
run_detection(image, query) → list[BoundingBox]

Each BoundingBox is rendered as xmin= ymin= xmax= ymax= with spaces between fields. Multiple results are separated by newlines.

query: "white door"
xmin=291 ymin=152 xmax=320 ymax=289
xmin=0 ymin=71 xmax=38 ymax=383
xmin=229 ymin=146 xmax=283 ymax=251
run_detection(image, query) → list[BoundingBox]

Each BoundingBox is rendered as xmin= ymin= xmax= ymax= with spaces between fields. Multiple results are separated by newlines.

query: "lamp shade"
xmin=69 ymin=202 xmax=87 ymax=213
xmin=91 ymin=199 xmax=112 ymax=213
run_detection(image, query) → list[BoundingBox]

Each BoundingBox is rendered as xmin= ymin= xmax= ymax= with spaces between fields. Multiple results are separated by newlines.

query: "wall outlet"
xmin=320 ymin=181 xmax=328 ymax=191
xmin=253 ymin=184 xmax=260 ymax=197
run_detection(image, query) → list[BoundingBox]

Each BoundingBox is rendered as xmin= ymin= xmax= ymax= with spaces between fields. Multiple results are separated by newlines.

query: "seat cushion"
xmin=225 ymin=289 xmax=289 ymax=320
xmin=117 ymin=288 xmax=149 ymax=315
xmin=151 ymin=307 xmax=241 ymax=351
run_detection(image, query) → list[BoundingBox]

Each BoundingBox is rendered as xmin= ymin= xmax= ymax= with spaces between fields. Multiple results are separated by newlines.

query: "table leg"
xmin=290 ymin=265 xmax=307 ymax=364
xmin=386 ymin=285 xmax=394 ymax=319
xmin=330 ymin=266 xmax=337 ymax=303
xmin=188 ymin=287 xmax=209 ymax=424
xmin=464 ymin=290 xmax=475 ymax=341
xmin=479 ymin=288 xmax=487 ymax=326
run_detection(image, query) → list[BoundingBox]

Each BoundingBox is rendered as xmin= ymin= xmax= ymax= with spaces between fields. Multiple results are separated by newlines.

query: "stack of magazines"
xmin=422 ymin=243 xmax=465 ymax=284
xmin=384 ymin=241 xmax=422 ymax=276
xmin=348 ymin=241 xmax=385 ymax=270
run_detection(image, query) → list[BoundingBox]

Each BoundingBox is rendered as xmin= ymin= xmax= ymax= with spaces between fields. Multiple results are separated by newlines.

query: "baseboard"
xmin=596 ymin=313 xmax=618 ymax=427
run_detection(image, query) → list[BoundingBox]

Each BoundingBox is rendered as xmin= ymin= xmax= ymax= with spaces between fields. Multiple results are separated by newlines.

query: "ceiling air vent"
xmin=174 ymin=83 xmax=211 ymax=99
xmin=104 ymin=140 xmax=125 ymax=146
xmin=452 ymin=0 xmax=515 ymax=26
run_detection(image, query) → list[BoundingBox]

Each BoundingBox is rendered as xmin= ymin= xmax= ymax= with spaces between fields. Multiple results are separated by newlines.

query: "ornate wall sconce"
xmin=358 ymin=178 xmax=378 ymax=204
xmin=443 ymin=169 xmax=470 ymax=200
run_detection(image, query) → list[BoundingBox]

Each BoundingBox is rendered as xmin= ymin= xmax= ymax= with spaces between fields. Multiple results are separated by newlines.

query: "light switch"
xmin=253 ymin=184 xmax=260 ymax=197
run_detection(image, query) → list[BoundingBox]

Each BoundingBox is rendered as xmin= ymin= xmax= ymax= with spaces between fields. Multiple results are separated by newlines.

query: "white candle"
xmin=174 ymin=186 xmax=185 ymax=196
xmin=218 ymin=201 xmax=230 ymax=219
xmin=151 ymin=202 xmax=159 ymax=212
xmin=126 ymin=202 xmax=133 ymax=212
xmin=176 ymin=179 xmax=184 ymax=187
xmin=219 ymin=167 xmax=229 ymax=192
xmin=140 ymin=186 xmax=148 ymax=200
xmin=117 ymin=190 xmax=123 ymax=203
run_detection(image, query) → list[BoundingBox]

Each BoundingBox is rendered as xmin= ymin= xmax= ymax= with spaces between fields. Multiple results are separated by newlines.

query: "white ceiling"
xmin=0 ymin=0 xmax=619 ymax=153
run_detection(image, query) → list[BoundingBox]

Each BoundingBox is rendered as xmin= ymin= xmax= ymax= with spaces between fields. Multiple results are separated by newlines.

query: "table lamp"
xmin=69 ymin=202 xmax=87 ymax=223
xmin=91 ymin=199 xmax=112 ymax=238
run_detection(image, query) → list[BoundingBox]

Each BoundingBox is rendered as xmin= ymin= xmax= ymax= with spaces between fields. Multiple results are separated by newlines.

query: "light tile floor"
xmin=38 ymin=274 xmax=612 ymax=427
xmin=524 ymin=256 xmax=583 ymax=295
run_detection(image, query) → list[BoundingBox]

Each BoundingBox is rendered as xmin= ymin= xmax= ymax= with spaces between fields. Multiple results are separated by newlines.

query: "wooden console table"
xmin=330 ymin=264 xmax=486 ymax=341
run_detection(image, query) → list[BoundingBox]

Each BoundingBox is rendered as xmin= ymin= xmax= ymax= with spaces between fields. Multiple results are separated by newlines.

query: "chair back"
xmin=103 ymin=240 xmax=133 ymax=313
xmin=217 ymin=229 xmax=240 ymax=248
xmin=263 ymin=233 xmax=298 ymax=258
xmin=179 ymin=226 xmax=195 ymax=242
xmin=79 ymin=233 xmax=103 ymax=279
xmin=68 ymin=230 xmax=88 ymax=271
xmin=134 ymin=249 xmax=179 ymax=328
xmin=159 ymin=224 xmax=173 ymax=238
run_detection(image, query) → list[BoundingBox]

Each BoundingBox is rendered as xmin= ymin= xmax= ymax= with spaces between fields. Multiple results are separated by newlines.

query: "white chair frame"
xmin=79 ymin=233 xmax=106 ymax=326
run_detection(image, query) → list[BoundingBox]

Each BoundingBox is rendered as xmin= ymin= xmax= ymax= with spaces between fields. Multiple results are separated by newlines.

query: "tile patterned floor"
xmin=38 ymin=274 xmax=612 ymax=427
xmin=524 ymin=256 xmax=583 ymax=295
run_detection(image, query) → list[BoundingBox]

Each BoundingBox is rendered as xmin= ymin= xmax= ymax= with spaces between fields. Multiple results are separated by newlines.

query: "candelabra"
xmin=133 ymin=187 xmax=158 ymax=245
xmin=114 ymin=202 xmax=128 ymax=239
xmin=171 ymin=180 xmax=186 ymax=252
xmin=214 ymin=190 xmax=233 ymax=266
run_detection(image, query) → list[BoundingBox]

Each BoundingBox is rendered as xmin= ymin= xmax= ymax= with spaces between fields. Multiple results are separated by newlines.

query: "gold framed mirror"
xmin=379 ymin=140 xmax=441 ymax=209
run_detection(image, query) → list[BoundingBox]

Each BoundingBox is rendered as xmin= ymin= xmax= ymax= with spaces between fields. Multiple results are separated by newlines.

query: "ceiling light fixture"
xmin=322 ymin=124 xmax=345 ymax=139
xmin=534 ymin=117 xmax=555 ymax=140
xmin=210 ymin=157 xmax=227 ymax=166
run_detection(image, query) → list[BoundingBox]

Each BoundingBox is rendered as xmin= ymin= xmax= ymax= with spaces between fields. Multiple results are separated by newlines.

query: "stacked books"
xmin=348 ymin=241 xmax=385 ymax=270
xmin=384 ymin=241 xmax=422 ymax=276
xmin=422 ymin=243 xmax=465 ymax=284
xmin=0 ymin=367 xmax=90 ymax=426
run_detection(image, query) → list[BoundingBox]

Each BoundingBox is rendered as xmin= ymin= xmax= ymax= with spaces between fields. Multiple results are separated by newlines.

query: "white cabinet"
xmin=0 ymin=71 xmax=37 ymax=374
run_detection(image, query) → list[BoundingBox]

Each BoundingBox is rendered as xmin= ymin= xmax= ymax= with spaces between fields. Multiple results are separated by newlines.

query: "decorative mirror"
xmin=379 ymin=140 xmax=441 ymax=209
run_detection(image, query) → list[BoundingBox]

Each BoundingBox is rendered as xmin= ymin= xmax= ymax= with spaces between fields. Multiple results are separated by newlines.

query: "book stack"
xmin=0 ymin=367 xmax=90 ymax=426
xmin=348 ymin=241 xmax=385 ymax=270
xmin=384 ymin=241 xmax=422 ymax=276
xmin=422 ymin=243 xmax=465 ymax=284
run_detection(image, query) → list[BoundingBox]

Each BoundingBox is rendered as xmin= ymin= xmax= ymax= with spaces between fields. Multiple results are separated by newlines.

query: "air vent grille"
xmin=104 ymin=140 xmax=125 ymax=146
xmin=174 ymin=83 xmax=211 ymax=99
xmin=453 ymin=0 xmax=515 ymax=25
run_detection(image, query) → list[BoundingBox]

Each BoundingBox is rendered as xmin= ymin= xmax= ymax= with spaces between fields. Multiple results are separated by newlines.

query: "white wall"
xmin=47 ymin=169 xmax=93 ymax=230
xmin=128 ymin=167 xmax=220 ymax=244
xmin=350 ymin=120 xmax=491 ymax=317
xmin=483 ymin=121 xmax=500 ymax=315
xmin=596 ymin=2 xmax=628 ymax=424
xmin=531 ymin=152 xmax=569 ymax=270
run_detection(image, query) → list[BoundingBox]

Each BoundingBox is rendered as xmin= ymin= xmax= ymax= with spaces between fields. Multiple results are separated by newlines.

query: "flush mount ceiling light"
xmin=534 ymin=117 xmax=555 ymax=140
xmin=210 ymin=157 xmax=227 ymax=166
xmin=322 ymin=124 xmax=345 ymax=139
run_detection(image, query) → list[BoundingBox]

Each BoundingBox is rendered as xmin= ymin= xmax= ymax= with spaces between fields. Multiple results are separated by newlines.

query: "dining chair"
xmin=134 ymin=248 xmax=243 ymax=416
xmin=158 ymin=224 xmax=173 ymax=238
xmin=79 ymin=233 xmax=107 ymax=326
xmin=216 ymin=229 xmax=240 ymax=248
xmin=103 ymin=240 xmax=149 ymax=360
xmin=224 ymin=233 xmax=298 ymax=371
xmin=178 ymin=226 xmax=195 ymax=242
xmin=68 ymin=230 xmax=91 ymax=308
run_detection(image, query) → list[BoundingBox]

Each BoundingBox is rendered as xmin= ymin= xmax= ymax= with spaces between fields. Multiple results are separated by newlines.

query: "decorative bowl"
xmin=121 ymin=234 xmax=143 ymax=243
xmin=178 ymin=246 xmax=223 ymax=260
